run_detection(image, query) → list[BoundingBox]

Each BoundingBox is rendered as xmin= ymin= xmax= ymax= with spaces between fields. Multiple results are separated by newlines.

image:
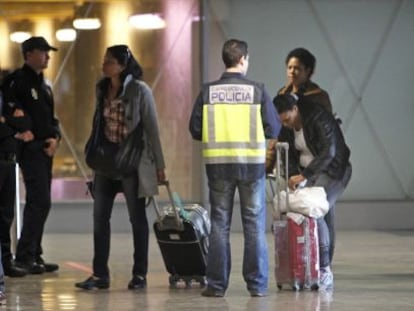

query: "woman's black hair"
xmin=285 ymin=47 xmax=316 ymax=77
xmin=273 ymin=93 xmax=299 ymax=114
xmin=106 ymin=44 xmax=143 ymax=81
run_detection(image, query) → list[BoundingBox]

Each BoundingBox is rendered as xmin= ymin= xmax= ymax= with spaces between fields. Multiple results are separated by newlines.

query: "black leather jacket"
xmin=279 ymin=102 xmax=350 ymax=181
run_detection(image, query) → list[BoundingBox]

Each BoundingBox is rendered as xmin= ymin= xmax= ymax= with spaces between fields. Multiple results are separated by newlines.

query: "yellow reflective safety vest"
xmin=202 ymin=83 xmax=266 ymax=164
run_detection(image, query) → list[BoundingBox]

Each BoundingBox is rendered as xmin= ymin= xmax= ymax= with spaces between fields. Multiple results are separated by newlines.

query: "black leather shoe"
xmin=128 ymin=275 xmax=147 ymax=289
xmin=36 ymin=257 xmax=59 ymax=272
xmin=3 ymin=261 xmax=27 ymax=277
xmin=75 ymin=276 xmax=110 ymax=290
xmin=15 ymin=261 xmax=45 ymax=274
xmin=201 ymin=287 xmax=225 ymax=297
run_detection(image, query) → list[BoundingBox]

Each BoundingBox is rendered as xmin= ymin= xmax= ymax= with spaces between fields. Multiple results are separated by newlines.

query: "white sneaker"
xmin=319 ymin=268 xmax=334 ymax=290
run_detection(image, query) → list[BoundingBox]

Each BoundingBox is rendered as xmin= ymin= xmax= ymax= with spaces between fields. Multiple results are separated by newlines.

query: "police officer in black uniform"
xmin=0 ymin=87 xmax=31 ymax=277
xmin=2 ymin=36 xmax=61 ymax=274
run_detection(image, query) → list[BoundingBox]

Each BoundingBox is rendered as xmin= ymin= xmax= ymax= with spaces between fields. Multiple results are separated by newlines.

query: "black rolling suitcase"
xmin=151 ymin=181 xmax=210 ymax=288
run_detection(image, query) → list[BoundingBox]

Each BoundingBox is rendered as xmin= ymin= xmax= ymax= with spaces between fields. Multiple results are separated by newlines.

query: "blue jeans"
xmin=206 ymin=176 xmax=268 ymax=294
xmin=308 ymin=164 xmax=352 ymax=267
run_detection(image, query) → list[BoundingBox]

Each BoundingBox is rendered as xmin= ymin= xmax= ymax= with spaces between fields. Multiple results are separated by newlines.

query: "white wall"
xmin=203 ymin=0 xmax=414 ymax=201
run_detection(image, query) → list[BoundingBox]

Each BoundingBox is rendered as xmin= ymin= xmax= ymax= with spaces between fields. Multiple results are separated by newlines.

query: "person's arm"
xmin=189 ymin=92 xmax=204 ymax=141
xmin=261 ymin=87 xmax=281 ymax=139
xmin=260 ymin=87 xmax=281 ymax=173
xmin=139 ymin=81 xmax=166 ymax=181
xmin=3 ymin=109 xmax=34 ymax=142
xmin=47 ymin=84 xmax=62 ymax=141
xmin=3 ymin=109 xmax=32 ymax=132
xmin=0 ymin=118 xmax=14 ymax=140
xmin=2 ymin=70 xmax=35 ymax=142
xmin=301 ymin=114 xmax=336 ymax=179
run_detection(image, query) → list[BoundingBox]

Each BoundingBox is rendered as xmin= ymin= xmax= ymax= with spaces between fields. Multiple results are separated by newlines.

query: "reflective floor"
xmin=2 ymin=230 xmax=414 ymax=310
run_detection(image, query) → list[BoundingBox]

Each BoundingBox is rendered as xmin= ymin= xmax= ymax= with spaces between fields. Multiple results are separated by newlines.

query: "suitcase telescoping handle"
xmin=151 ymin=180 xmax=184 ymax=230
xmin=275 ymin=142 xmax=289 ymax=214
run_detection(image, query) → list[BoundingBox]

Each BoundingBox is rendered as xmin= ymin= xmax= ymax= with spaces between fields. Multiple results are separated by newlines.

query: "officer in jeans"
xmin=189 ymin=39 xmax=281 ymax=297
xmin=2 ymin=36 xmax=61 ymax=274
xmin=0 ymin=90 xmax=31 ymax=278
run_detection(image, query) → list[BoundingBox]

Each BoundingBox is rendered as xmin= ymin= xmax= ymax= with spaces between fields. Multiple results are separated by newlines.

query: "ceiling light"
xmin=56 ymin=28 xmax=77 ymax=42
xmin=128 ymin=13 xmax=166 ymax=30
xmin=73 ymin=18 xmax=101 ymax=30
xmin=10 ymin=31 xmax=32 ymax=43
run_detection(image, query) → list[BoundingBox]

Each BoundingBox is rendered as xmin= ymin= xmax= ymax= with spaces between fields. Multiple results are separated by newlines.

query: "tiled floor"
xmin=2 ymin=230 xmax=414 ymax=310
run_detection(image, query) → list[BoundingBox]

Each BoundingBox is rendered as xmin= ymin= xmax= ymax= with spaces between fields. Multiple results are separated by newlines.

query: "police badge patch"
xmin=31 ymin=88 xmax=38 ymax=100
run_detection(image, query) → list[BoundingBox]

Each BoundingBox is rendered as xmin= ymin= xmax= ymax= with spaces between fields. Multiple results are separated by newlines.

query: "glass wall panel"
xmin=0 ymin=0 xmax=201 ymax=201
xmin=203 ymin=0 xmax=414 ymax=201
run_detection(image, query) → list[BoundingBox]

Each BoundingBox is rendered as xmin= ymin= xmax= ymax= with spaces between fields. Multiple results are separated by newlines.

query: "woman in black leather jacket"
xmin=273 ymin=93 xmax=352 ymax=290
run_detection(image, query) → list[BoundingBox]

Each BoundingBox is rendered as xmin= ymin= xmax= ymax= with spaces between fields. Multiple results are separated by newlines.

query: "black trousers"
xmin=92 ymin=173 xmax=148 ymax=278
xmin=16 ymin=142 xmax=53 ymax=263
xmin=0 ymin=243 xmax=4 ymax=292
xmin=0 ymin=159 xmax=15 ymax=264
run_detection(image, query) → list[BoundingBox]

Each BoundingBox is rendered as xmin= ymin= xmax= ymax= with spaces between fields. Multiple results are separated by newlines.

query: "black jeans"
xmin=0 ymin=159 xmax=15 ymax=264
xmin=0 ymin=243 xmax=4 ymax=292
xmin=16 ymin=142 xmax=53 ymax=263
xmin=92 ymin=173 xmax=148 ymax=278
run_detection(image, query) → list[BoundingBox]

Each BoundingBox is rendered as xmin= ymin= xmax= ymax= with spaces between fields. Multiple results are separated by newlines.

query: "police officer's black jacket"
xmin=2 ymin=64 xmax=60 ymax=141
xmin=0 ymin=120 xmax=16 ymax=153
xmin=278 ymin=102 xmax=350 ymax=181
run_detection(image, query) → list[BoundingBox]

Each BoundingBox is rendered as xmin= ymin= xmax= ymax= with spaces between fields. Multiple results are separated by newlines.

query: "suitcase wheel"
xmin=277 ymin=283 xmax=282 ymax=290
xmin=193 ymin=276 xmax=207 ymax=287
xmin=199 ymin=276 xmax=207 ymax=287
xmin=292 ymin=282 xmax=303 ymax=291
xmin=169 ymin=275 xmax=179 ymax=288
xmin=310 ymin=283 xmax=319 ymax=291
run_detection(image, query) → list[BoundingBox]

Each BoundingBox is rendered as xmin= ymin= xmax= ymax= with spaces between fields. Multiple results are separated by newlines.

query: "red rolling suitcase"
xmin=151 ymin=181 xmax=210 ymax=288
xmin=272 ymin=142 xmax=319 ymax=291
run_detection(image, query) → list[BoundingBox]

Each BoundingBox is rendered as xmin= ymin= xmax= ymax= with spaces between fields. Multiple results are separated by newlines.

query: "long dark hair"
xmin=106 ymin=44 xmax=143 ymax=81
xmin=273 ymin=93 xmax=299 ymax=114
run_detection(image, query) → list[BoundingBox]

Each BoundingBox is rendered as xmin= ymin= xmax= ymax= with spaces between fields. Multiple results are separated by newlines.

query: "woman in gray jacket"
xmin=76 ymin=45 xmax=166 ymax=290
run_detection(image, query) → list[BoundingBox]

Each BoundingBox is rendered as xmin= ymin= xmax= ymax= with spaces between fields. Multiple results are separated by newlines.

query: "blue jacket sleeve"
xmin=189 ymin=92 xmax=203 ymax=141
xmin=261 ymin=87 xmax=281 ymax=138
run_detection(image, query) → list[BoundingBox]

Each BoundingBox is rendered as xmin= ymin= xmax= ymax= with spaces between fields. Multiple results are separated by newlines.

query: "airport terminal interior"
xmin=1 ymin=0 xmax=414 ymax=310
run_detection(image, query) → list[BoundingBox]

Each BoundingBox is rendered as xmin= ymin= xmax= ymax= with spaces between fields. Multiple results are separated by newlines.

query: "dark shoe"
xmin=3 ymin=261 xmax=27 ymax=277
xmin=0 ymin=291 xmax=5 ymax=305
xmin=201 ymin=287 xmax=225 ymax=297
xmin=250 ymin=291 xmax=268 ymax=297
xmin=128 ymin=275 xmax=147 ymax=290
xmin=15 ymin=261 xmax=45 ymax=274
xmin=36 ymin=257 xmax=59 ymax=272
xmin=75 ymin=276 xmax=110 ymax=290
